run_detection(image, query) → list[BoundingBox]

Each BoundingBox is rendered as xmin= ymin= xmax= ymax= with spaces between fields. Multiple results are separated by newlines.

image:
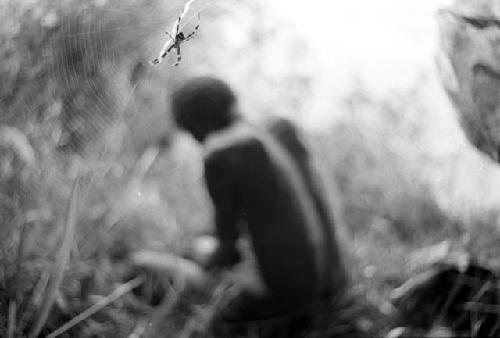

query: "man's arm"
xmin=268 ymin=118 xmax=349 ymax=289
xmin=202 ymin=150 xmax=242 ymax=270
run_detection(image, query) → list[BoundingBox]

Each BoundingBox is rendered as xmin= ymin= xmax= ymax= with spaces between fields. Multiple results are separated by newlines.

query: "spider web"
xmin=53 ymin=0 xmax=213 ymax=150
xmin=48 ymin=0 xmax=220 ymax=256
xmin=0 ymin=0 xmax=221 ymax=261
xmin=0 ymin=0 xmax=316 ymax=261
xmin=2 ymin=0 xmax=314 ymax=158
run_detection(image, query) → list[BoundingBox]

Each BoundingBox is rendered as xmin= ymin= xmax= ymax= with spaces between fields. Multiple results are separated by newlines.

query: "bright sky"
xmin=270 ymin=0 xmax=452 ymax=93
xmin=264 ymin=0 xmax=454 ymax=129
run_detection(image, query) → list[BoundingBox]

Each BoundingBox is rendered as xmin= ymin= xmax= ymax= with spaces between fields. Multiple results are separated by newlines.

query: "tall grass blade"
xmin=7 ymin=299 xmax=17 ymax=338
xmin=28 ymin=176 xmax=82 ymax=338
xmin=47 ymin=276 xmax=145 ymax=338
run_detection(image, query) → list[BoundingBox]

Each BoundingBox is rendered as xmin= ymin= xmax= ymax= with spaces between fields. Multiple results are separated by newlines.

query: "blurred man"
xmin=171 ymin=76 xmax=349 ymax=327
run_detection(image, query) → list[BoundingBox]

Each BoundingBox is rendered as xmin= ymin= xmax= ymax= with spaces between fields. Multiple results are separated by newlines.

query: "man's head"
xmin=171 ymin=76 xmax=238 ymax=142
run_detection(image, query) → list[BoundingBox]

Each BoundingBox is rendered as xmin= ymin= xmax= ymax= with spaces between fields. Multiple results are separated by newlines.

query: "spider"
xmin=151 ymin=0 xmax=200 ymax=66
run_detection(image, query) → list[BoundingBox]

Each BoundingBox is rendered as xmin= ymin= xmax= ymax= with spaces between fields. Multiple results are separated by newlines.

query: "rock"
xmin=437 ymin=0 xmax=500 ymax=161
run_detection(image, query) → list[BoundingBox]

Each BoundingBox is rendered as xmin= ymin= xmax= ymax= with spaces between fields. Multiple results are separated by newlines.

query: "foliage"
xmin=1 ymin=0 xmax=500 ymax=336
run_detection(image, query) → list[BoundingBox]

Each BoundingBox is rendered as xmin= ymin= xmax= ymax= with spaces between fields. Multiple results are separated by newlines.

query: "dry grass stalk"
xmin=28 ymin=176 xmax=82 ymax=338
xmin=0 ymin=126 xmax=35 ymax=166
xmin=464 ymin=302 xmax=500 ymax=314
xmin=18 ymin=272 xmax=50 ymax=334
xmin=8 ymin=299 xmax=16 ymax=338
xmin=139 ymin=264 xmax=232 ymax=338
xmin=142 ymin=274 xmax=185 ymax=338
xmin=46 ymin=276 xmax=145 ymax=338
xmin=30 ymin=272 xmax=50 ymax=308
xmin=124 ymin=249 xmax=210 ymax=337
xmin=7 ymin=203 xmax=25 ymax=338
xmin=470 ymin=281 xmax=493 ymax=304
xmin=179 ymin=272 xmax=239 ymax=338
xmin=128 ymin=318 xmax=149 ymax=338
xmin=436 ymin=272 xmax=465 ymax=325
xmin=488 ymin=317 xmax=500 ymax=337
xmin=131 ymin=145 xmax=160 ymax=183
xmin=106 ymin=145 xmax=160 ymax=230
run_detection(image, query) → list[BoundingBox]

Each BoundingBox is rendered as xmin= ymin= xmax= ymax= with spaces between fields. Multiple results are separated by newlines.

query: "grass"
xmin=2 ymin=0 xmax=500 ymax=337
xmin=29 ymin=176 xmax=82 ymax=338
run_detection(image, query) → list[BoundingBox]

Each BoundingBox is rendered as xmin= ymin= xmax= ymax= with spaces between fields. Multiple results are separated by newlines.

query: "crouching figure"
xmin=171 ymin=76 xmax=350 ymax=334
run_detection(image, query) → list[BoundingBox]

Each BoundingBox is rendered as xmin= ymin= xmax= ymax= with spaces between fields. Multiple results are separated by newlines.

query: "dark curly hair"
xmin=171 ymin=76 xmax=238 ymax=141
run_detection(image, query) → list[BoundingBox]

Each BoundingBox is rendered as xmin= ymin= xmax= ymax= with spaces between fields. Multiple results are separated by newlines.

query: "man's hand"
xmin=190 ymin=236 xmax=241 ymax=270
xmin=205 ymin=245 xmax=242 ymax=270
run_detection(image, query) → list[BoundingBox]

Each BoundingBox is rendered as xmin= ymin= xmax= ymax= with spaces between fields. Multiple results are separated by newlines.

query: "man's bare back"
xmin=171 ymin=76 xmax=349 ymax=323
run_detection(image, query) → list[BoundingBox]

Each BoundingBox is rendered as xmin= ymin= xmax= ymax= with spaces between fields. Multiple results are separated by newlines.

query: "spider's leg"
xmin=174 ymin=15 xmax=182 ymax=37
xmin=165 ymin=31 xmax=174 ymax=40
xmin=151 ymin=46 xmax=168 ymax=65
xmin=184 ymin=27 xmax=198 ymax=41
xmin=167 ymin=42 xmax=177 ymax=53
xmin=184 ymin=14 xmax=200 ymax=41
xmin=173 ymin=45 xmax=182 ymax=67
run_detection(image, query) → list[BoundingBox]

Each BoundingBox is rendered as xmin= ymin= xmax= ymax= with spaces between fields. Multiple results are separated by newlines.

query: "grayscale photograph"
xmin=1 ymin=0 xmax=499 ymax=336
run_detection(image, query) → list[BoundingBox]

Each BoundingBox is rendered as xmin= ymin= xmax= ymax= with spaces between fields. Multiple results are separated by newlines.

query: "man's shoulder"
xmin=204 ymin=124 xmax=263 ymax=158
xmin=264 ymin=116 xmax=298 ymax=134
xmin=203 ymin=125 xmax=265 ymax=180
xmin=264 ymin=117 xmax=309 ymax=160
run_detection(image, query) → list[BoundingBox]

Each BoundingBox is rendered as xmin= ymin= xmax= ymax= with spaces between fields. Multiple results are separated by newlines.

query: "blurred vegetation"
xmin=0 ymin=0 xmax=324 ymax=335
xmin=1 ymin=0 xmax=499 ymax=336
